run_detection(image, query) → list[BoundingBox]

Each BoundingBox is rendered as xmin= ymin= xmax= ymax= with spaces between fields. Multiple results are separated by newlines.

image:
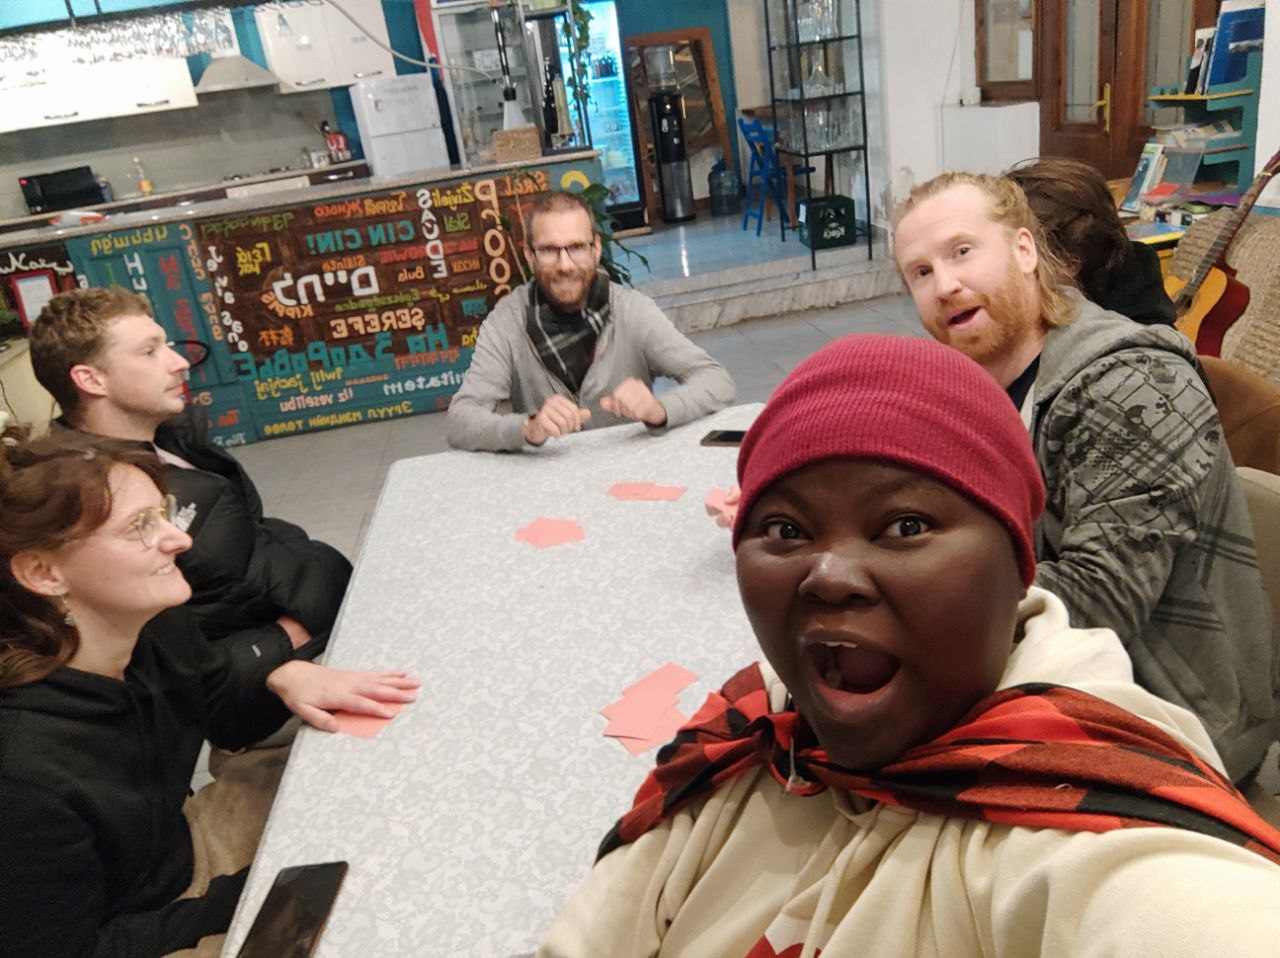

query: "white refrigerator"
xmin=350 ymin=74 xmax=452 ymax=178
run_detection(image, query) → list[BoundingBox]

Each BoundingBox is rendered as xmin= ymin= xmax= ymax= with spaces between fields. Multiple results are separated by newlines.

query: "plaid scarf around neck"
xmin=599 ymin=663 xmax=1280 ymax=867
xmin=527 ymin=269 xmax=612 ymax=394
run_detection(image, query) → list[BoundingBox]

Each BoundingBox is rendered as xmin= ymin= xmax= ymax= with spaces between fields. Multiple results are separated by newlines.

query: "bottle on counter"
xmin=133 ymin=156 xmax=153 ymax=197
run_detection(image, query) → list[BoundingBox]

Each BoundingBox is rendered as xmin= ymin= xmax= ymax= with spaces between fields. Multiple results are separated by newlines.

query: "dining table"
xmin=222 ymin=404 xmax=766 ymax=956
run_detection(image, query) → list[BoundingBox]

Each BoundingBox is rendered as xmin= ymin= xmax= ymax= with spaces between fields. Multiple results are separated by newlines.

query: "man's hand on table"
xmin=266 ymin=661 xmax=421 ymax=732
xmin=524 ymin=395 xmax=591 ymax=446
xmin=600 ymin=378 xmax=667 ymax=426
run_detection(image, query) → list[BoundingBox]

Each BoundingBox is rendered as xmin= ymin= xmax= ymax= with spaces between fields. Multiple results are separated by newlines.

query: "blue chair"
xmin=738 ymin=116 xmax=814 ymax=238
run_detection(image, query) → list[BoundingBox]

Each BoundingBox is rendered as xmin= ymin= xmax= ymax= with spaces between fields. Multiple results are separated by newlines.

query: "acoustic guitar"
xmin=1165 ymin=147 xmax=1280 ymax=357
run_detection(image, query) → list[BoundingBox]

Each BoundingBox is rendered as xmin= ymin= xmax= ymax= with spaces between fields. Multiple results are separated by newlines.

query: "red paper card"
xmin=515 ymin=517 xmax=586 ymax=549
xmin=607 ymin=482 xmax=688 ymax=501
xmin=623 ymin=663 xmax=698 ymax=697
xmin=704 ymin=487 xmax=736 ymax=523
xmin=603 ymin=664 xmax=698 ymax=751
xmin=331 ymin=702 xmax=406 ymax=739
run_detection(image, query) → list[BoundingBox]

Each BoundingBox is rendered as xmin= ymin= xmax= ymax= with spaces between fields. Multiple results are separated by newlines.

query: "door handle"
xmin=1092 ymin=82 xmax=1112 ymax=135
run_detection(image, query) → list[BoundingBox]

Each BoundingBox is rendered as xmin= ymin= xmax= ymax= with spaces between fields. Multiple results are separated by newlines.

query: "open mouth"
xmin=153 ymin=562 xmax=176 ymax=576
xmin=948 ymin=306 xmax=980 ymax=327
xmin=809 ymin=642 xmax=900 ymax=695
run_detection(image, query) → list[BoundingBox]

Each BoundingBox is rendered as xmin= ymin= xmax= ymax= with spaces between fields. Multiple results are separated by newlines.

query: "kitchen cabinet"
xmin=0 ymin=58 xmax=196 ymax=133
xmin=325 ymin=0 xmax=395 ymax=85
xmin=256 ymin=0 xmax=394 ymax=94
xmin=97 ymin=57 xmax=199 ymax=116
xmin=255 ymin=1 xmax=338 ymax=94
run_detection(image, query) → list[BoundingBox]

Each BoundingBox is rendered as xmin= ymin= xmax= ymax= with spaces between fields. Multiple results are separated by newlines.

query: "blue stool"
xmin=739 ymin=116 xmax=815 ymax=239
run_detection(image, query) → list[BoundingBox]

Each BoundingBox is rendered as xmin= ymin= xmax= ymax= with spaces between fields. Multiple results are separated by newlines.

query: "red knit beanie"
xmin=733 ymin=334 xmax=1044 ymax=587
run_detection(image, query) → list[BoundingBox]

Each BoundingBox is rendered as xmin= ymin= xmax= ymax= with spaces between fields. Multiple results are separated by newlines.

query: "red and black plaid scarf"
xmin=599 ymin=663 xmax=1280 ymax=865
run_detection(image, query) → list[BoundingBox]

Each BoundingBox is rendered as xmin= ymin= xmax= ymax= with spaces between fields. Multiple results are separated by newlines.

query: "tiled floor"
xmin=230 ymin=292 xmax=926 ymax=560
xmin=619 ymin=208 xmax=877 ymax=286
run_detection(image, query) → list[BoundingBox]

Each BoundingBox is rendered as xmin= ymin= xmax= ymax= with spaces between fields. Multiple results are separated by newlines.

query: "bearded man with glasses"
xmin=447 ymin=190 xmax=735 ymax=451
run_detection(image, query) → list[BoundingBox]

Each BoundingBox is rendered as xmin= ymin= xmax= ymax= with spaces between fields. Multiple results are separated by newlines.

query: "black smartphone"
xmin=236 ymin=861 xmax=348 ymax=958
xmin=700 ymin=429 xmax=747 ymax=447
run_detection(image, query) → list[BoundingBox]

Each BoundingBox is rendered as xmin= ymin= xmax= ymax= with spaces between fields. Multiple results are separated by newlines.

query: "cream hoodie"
xmin=540 ymin=589 xmax=1280 ymax=958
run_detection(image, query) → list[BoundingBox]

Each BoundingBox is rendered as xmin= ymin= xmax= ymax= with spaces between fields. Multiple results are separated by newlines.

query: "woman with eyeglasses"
xmin=0 ymin=433 xmax=418 ymax=958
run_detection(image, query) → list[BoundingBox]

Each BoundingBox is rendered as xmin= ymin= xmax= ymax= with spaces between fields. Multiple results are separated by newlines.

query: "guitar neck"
xmin=1185 ymin=168 xmax=1276 ymax=295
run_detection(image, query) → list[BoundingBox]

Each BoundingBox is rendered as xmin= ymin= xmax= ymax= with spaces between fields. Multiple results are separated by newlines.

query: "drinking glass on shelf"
xmin=796 ymin=0 xmax=816 ymax=43
xmin=847 ymin=98 xmax=863 ymax=145
xmin=805 ymin=48 xmax=831 ymax=95
xmin=812 ymin=0 xmax=834 ymax=38
xmin=807 ymin=102 xmax=829 ymax=151
xmin=827 ymin=103 xmax=844 ymax=150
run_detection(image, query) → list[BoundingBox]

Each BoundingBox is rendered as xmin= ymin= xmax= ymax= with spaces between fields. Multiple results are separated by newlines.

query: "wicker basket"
xmin=492 ymin=125 xmax=544 ymax=164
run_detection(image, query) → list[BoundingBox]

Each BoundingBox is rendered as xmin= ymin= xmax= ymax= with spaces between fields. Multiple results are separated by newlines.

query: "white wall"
xmin=1258 ymin=0 xmax=1279 ymax=209
xmin=873 ymin=0 xmax=1039 ymax=213
xmin=726 ymin=0 xmax=769 ymax=176
xmin=722 ymin=0 xmax=1043 ymax=227
xmin=940 ymin=101 xmax=1040 ymax=173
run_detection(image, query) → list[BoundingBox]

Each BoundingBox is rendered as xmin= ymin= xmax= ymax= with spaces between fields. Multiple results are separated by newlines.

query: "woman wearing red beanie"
xmin=540 ymin=335 xmax=1280 ymax=958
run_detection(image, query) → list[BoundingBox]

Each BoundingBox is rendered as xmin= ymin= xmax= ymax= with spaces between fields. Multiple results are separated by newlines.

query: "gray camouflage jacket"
xmin=1030 ymin=291 xmax=1277 ymax=782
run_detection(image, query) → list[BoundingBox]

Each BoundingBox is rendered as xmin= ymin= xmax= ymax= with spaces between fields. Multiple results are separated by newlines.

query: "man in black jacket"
xmin=30 ymin=287 xmax=351 ymax=660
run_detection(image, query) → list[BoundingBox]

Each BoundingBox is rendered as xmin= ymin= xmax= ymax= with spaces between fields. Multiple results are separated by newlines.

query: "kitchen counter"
xmin=0 ymin=151 xmax=599 ymax=249
xmin=0 ymin=162 xmax=371 ymax=238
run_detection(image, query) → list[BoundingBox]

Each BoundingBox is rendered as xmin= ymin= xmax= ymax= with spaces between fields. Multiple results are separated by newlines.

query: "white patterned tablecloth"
xmin=223 ymin=405 xmax=764 ymax=956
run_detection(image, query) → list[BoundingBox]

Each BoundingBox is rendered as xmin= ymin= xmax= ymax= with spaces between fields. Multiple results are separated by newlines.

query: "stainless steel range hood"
xmin=195 ymin=55 xmax=280 ymax=94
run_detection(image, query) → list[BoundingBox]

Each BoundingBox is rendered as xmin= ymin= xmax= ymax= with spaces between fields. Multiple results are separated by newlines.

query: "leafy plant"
xmin=561 ymin=2 xmax=593 ymax=117
xmin=579 ymin=181 xmax=649 ymax=287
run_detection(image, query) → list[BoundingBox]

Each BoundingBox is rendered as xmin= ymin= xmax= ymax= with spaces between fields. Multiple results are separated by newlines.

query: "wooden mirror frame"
xmin=623 ymin=28 xmax=737 ymax=226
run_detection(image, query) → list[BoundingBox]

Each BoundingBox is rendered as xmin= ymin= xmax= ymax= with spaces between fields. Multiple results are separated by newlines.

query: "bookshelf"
xmin=1148 ymin=49 xmax=1262 ymax=195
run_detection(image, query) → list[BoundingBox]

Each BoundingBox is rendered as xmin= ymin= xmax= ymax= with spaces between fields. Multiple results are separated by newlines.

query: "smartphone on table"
xmin=700 ymin=429 xmax=747 ymax=447
xmin=236 ymin=861 xmax=348 ymax=958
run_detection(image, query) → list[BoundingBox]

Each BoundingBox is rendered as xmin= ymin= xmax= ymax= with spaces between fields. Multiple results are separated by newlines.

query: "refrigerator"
xmin=556 ymin=0 xmax=645 ymax=229
xmin=349 ymin=74 xmax=452 ymax=178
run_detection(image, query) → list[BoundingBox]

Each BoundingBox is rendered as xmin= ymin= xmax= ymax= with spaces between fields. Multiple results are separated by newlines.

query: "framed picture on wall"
xmin=10 ymin=270 xmax=56 ymax=330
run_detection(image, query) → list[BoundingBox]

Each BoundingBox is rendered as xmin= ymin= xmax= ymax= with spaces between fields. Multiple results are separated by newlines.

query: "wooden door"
xmin=1038 ymin=0 xmax=1219 ymax=178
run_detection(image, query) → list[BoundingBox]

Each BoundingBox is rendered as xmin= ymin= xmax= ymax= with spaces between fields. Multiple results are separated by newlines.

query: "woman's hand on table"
xmin=266 ymin=661 xmax=421 ymax=732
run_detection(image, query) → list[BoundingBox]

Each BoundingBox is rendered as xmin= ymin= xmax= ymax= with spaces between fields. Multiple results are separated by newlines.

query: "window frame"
xmin=976 ymin=0 xmax=1039 ymax=103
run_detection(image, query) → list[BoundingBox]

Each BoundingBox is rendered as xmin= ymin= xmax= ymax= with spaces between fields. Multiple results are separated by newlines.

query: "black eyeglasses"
xmin=531 ymin=242 xmax=596 ymax=266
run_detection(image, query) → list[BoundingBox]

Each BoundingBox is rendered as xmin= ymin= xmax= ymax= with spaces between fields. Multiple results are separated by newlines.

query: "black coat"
xmin=0 ymin=611 xmax=291 ymax=958
xmin=1092 ymin=240 xmax=1177 ymax=327
xmin=154 ymin=411 xmax=352 ymax=655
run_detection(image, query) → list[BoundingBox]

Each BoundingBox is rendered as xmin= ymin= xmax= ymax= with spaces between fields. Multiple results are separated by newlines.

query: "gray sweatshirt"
xmin=446 ymin=281 xmax=735 ymax=451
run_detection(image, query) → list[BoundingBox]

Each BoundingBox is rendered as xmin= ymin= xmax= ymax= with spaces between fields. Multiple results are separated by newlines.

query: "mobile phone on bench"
xmin=236 ymin=861 xmax=348 ymax=958
xmin=700 ymin=429 xmax=746 ymax=447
